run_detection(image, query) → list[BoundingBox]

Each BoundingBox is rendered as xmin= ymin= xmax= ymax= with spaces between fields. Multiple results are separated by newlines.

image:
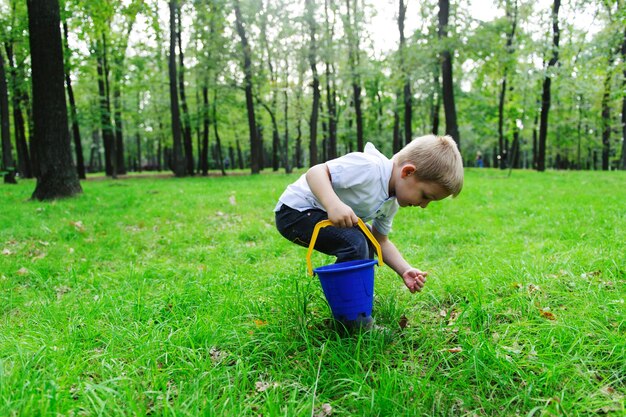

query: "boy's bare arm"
xmin=306 ymin=164 xmax=359 ymax=228
xmin=373 ymin=227 xmax=427 ymax=293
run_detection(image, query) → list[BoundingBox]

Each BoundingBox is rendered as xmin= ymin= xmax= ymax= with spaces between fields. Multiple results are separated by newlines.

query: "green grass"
xmin=1 ymin=169 xmax=624 ymax=416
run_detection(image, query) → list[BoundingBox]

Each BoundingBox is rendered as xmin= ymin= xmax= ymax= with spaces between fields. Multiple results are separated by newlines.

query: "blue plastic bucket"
xmin=314 ymin=259 xmax=377 ymax=321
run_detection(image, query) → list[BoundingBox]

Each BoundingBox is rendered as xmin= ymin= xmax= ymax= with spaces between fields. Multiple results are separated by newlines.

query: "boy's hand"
xmin=402 ymin=268 xmax=427 ymax=293
xmin=327 ymin=202 xmax=359 ymax=228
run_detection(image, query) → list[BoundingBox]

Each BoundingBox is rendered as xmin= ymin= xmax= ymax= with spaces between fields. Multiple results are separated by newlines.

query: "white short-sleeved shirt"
xmin=274 ymin=143 xmax=399 ymax=235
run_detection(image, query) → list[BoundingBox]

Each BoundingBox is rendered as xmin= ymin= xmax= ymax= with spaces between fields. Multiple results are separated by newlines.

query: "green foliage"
xmin=0 ymin=170 xmax=625 ymax=415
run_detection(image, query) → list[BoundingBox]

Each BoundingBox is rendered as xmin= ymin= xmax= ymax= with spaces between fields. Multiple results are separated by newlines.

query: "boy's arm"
xmin=372 ymin=227 xmax=427 ymax=293
xmin=306 ymin=163 xmax=359 ymax=228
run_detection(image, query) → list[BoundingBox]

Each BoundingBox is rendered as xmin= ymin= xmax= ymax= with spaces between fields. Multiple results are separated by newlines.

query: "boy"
xmin=274 ymin=135 xmax=463 ymax=325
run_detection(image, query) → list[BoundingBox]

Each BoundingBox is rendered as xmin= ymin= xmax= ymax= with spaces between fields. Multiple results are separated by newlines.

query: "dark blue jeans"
xmin=275 ymin=204 xmax=374 ymax=263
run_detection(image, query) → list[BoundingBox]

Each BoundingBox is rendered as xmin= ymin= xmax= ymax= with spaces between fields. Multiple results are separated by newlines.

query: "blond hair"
xmin=393 ymin=134 xmax=464 ymax=197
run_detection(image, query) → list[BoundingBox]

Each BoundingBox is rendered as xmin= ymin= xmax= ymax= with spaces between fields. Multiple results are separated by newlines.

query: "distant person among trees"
xmin=274 ymin=134 xmax=464 ymax=329
xmin=475 ymin=152 xmax=484 ymax=168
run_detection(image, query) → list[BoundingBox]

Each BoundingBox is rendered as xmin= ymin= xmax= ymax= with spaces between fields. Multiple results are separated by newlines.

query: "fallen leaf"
xmin=314 ymin=403 xmax=333 ymax=417
xmin=70 ymin=221 xmax=85 ymax=232
xmin=17 ymin=267 xmax=29 ymax=276
xmin=448 ymin=347 xmax=463 ymax=353
xmin=539 ymin=309 xmax=557 ymax=320
xmin=255 ymin=381 xmax=278 ymax=392
xmin=55 ymin=285 xmax=71 ymax=299
xmin=229 ymin=195 xmax=237 ymax=205
xmin=2 ymin=249 xmax=12 ymax=255
xmin=254 ymin=319 xmax=268 ymax=327
xmin=398 ymin=315 xmax=409 ymax=329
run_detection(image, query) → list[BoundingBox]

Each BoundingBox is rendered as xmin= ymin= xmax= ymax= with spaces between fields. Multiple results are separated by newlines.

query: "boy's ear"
xmin=400 ymin=164 xmax=416 ymax=178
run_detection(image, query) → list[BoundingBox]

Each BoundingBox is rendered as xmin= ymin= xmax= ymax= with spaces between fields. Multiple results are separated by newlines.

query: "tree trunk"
xmin=234 ymin=1 xmax=260 ymax=174
xmin=324 ymin=0 xmax=337 ymax=160
xmin=345 ymin=0 xmax=363 ymax=151
xmin=27 ymin=0 xmax=82 ymax=199
xmin=176 ymin=6 xmax=194 ymax=175
xmin=497 ymin=0 xmax=518 ymax=170
xmin=398 ymin=0 xmax=412 ymax=146
xmin=601 ymin=58 xmax=612 ymax=171
xmin=305 ymin=0 xmax=320 ymax=166
xmin=537 ymin=0 xmax=560 ymax=172
xmin=168 ymin=0 xmax=186 ymax=177
xmin=0 ymin=49 xmax=16 ymax=184
xmin=431 ymin=68 xmax=441 ymax=135
xmin=201 ymin=85 xmax=209 ymax=176
xmin=438 ymin=0 xmax=460 ymax=150
xmin=283 ymin=58 xmax=292 ymax=174
xmin=96 ymin=36 xmax=117 ymax=178
xmin=621 ymin=28 xmax=626 ymax=170
xmin=5 ymin=43 xmax=32 ymax=178
xmin=62 ymin=21 xmax=86 ymax=180
xmin=212 ymin=88 xmax=226 ymax=176
xmin=113 ymin=82 xmax=126 ymax=175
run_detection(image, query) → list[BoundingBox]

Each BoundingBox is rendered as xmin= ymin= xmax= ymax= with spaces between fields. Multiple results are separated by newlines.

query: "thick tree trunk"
xmin=27 ymin=0 xmax=82 ymax=199
xmin=168 ymin=0 xmax=186 ymax=177
xmin=438 ymin=0 xmax=460 ymax=150
xmin=537 ymin=0 xmax=560 ymax=172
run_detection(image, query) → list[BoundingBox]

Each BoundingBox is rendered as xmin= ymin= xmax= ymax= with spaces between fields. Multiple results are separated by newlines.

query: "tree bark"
xmin=211 ymin=88 xmax=226 ymax=176
xmin=438 ymin=0 xmax=460 ymax=150
xmin=324 ymin=0 xmax=337 ymax=160
xmin=234 ymin=0 xmax=260 ymax=173
xmin=168 ymin=0 xmax=186 ymax=177
xmin=96 ymin=35 xmax=117 ymax=178
xmin=497 ymin=0 xmax=518 ymax=170
xmin=176 ymin=5 xmax=194 ymax=175
xmin=0 ymin=49 xmax=16 ymax=184
xmin=620 ymin=29 xmax=626 ymax=170
xmin=62 ymin=20 xmax=86 ymax=180
xmin=601 ymin=57 xmax=612 ymax=171
xmin=305 ymin=0 xmax=320 ymax=166
xmin=537 ymin=0 xmax=560 ymax=172
xmin=4 ymin=43 xmax=31 ymax=178
xmin=398 ymin=0 xmax=412 ymax=146
xmin=345 ymin=0 xmax=363 ymax=151
xmin=27 ymin=0 xmax=82 ymax=199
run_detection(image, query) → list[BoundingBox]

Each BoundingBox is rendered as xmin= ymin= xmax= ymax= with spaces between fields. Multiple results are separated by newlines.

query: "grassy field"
xmin=0 ymin=169 xmax=624 ymax=416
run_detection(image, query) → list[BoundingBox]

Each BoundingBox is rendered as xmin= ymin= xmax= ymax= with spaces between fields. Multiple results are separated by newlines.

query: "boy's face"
xmin=394 ymin=165 xmax=450 ymax=208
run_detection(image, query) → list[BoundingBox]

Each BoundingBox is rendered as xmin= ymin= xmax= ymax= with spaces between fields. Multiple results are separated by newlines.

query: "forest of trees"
xmin=1 ymin=0 xmax=625 ymax=191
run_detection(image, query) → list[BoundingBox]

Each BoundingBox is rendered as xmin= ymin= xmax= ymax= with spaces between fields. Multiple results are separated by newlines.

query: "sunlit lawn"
xmin=1 ymin=168 xmax=624 ymax=416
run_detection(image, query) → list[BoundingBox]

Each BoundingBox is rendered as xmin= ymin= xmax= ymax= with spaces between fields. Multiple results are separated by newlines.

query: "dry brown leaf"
xmin=17 ymin=267 xmax=29 ymax=276
xmin=448 ymin=347 xmax=463 ymax=353
xmin=539 ymin=309 xmax=557 ymax=320
xmin=398 ymin=315 xmax=409 ymax=329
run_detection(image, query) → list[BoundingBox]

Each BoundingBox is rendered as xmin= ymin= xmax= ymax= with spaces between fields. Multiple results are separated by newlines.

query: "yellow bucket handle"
xmin=306 ymin=218 xmax=384 ymax=276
